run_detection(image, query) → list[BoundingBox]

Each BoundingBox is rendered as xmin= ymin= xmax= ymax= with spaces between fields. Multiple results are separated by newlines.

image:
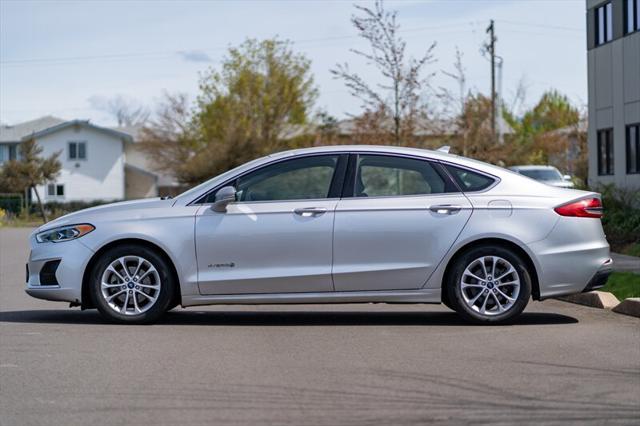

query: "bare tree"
xmin=89 ymin=95 xmax=150 ymax=127
xmin=331 ymin=0 xmax=436 ymax=145
xmin=439 ymin=47 xmax=469 ymax=155
xmin=507 ymin=77 xmax=528 ymax=118
xmin=137 ymin=92 xmax=197 ymax=183
xmin=440 ymin=47 xmax=467 ymax=117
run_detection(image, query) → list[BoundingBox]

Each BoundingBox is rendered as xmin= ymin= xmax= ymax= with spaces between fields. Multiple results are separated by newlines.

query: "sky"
xmin=0 ymin=0 xmax=588 ymax=126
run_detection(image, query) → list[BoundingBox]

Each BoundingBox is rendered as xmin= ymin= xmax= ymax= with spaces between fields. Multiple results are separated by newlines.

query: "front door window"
xmin=235 ymin=155 xmax=340 ymax=202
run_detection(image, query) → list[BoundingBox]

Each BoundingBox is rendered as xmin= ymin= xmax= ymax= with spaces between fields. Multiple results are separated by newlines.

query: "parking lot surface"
xmin=1 ymin=227 xmax=639 ymax=425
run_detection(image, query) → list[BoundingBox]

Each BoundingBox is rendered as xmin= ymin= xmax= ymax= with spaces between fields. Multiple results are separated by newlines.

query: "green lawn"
xmin=601 ymin=272 xmax=640 ymax=300
xmin=622 ymin=243 xmax=640 ymax=257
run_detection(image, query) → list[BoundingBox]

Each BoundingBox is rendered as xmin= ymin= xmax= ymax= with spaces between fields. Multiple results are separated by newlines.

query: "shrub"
xmin=0 ymin=193 xmax=23 ymax=216
xmin=28 ymin=199 xmax=122 ymax=219
xmin=594 ymin=184 xmax=640 ymax=252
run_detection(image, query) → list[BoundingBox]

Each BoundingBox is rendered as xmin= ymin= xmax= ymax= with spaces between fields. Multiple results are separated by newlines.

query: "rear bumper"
xmin=582 ymin=258 xmax=613 ymax=292
xmin=529 ymin=215 xmax=611 ymax=300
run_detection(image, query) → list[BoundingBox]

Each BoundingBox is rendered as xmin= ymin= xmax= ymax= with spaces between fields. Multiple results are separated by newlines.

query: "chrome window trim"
xmin=338 ymin=192 xmax=464 ymax=201
xmin=189 ymin=149 xmax=499 ymax=205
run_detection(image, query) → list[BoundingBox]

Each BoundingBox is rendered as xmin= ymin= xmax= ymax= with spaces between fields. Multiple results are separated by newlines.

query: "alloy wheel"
xmin=460 ymin=256 xmax=521 ymax=316
xmin=100 ymin=256 xmax=161 ymax=316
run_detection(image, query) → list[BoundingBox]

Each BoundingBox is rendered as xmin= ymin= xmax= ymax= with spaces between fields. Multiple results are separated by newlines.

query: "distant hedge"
xmin=0 ymin=193 xmax=23 ymax=215
xmin=30 ymin=200 xmax=123 ymax=218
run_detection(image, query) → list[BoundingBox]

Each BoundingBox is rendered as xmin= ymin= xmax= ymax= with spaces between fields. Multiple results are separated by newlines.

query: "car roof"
xmin=174 ymin=145 xmax=526 ymax=204
xmin=268 ymin=145 xmax=448 ymax=159
xmin=268 ymin=145 xmax=504 ymax=173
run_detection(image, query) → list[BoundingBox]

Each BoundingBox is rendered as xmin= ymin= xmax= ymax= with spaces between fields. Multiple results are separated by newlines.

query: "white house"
xmin=0 ymin=116 xmax=179 ymax=202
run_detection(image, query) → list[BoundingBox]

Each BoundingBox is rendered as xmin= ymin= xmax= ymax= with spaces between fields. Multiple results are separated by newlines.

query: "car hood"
xmin=35 ymin=198 xmax=173 ymax=233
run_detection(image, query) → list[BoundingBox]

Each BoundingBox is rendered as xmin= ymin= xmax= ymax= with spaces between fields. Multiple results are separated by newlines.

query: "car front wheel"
xmin=446 ymin=245 xmax=532 ymax=324
xmin=91 ymin=245 xmax=174 ymax=324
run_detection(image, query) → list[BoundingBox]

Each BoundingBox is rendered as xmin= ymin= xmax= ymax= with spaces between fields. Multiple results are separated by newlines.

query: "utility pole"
xmin=486 ymin=20 xmax=497 ymax=144
xmin=496 ymin=55 xmax=504 ymax=145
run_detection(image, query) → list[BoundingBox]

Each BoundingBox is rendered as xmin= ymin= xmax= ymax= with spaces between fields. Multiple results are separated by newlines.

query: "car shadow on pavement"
xmin=0 ymin=309 xmax=578 ymax=326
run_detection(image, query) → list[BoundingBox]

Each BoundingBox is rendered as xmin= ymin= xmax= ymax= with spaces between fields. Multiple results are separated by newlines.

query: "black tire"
xmin=167 ymin=300 xmax=181 ymax=311
xmin=446 ymin=245 xmax=532 ymax=325
xmin=90 ymin=244 xmax=175 ymax=324
xmin=441 ymin=289 xmax=455 ymax=311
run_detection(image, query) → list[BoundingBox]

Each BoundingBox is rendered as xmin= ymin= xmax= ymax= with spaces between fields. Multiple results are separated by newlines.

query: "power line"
xmin=1 ymin=19 xmax=584 ymax=67
xmin=495 ymin=19 xmax=583 ymax=32
xmin=0 ymin=22 xmax=477 ymax=67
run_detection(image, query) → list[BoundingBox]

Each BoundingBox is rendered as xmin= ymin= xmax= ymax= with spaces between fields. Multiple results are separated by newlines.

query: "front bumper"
xmin=25 ymin=237 xmax=94 ymax=304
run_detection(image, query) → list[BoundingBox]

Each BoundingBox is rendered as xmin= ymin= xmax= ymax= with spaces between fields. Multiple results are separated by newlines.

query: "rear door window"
xmin=444 ymin=164 xmax=495 ymax=192
xmin=354 ymin=155 xmax=454 ymax=197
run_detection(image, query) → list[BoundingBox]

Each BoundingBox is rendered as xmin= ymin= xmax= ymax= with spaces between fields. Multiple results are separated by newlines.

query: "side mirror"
xmin=211 ymin=186 xmax=237 ymax=213
xmin=563 ymin=175 xmax=572 ymax=181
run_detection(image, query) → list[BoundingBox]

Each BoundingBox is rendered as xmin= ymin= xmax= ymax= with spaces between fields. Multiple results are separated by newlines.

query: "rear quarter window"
xmin=444 ymin=164 xmax=495 ymax=192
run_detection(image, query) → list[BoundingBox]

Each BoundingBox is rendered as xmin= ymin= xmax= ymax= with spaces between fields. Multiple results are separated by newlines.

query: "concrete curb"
xmin=557 ymin=291 xmax=620 ymax=309
xmin=612 ymin=298 xmax=640 ymax=318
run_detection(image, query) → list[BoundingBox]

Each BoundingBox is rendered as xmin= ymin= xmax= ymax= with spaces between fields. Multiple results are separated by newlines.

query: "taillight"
xmin=554 ymin=198 xmax=603 ymax=218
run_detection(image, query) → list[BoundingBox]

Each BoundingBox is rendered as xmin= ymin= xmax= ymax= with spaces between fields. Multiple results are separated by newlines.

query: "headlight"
xmin=36 ymin=224 xmax=95 ymax=243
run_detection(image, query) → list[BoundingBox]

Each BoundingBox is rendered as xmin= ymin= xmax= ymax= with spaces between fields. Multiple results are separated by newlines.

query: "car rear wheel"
xmin=446 ymin=245 xmax=532 ymax=324
xmin=91 ymin=245 xmax=174 ymax=324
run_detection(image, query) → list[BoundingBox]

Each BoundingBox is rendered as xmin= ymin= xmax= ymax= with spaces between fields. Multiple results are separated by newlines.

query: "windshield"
xmin=518 ymin=168 xmax=563 ymax=181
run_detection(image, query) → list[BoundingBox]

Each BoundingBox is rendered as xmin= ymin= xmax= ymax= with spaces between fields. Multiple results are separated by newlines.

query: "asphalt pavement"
xmin=1 ymin=227 xmax=639 ymax=426
xmin=611 ymin=252 xmax=640 ymax=274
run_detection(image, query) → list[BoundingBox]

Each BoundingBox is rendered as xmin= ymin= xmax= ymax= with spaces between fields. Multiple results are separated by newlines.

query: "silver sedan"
xmin=25 ymin=146 xmax=612 ymax=324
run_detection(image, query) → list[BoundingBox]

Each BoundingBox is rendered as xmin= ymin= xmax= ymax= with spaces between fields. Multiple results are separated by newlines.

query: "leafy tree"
xmin=449 ymin=94 xmax=515 ymax=165
xmin=0 ymin=138 xmax=61 ymax=222
xmin=140 ymin=38 xmax=317 ymax=186
xmin=193 ymin=38 xmax=316 ymax=181
xmin=504 ymin=90 xmax=583 ymax=175
xmin=331 ymin=0 xmax=436 ymax=146
xmin=505 ymin=90 xmax=579 ymax=147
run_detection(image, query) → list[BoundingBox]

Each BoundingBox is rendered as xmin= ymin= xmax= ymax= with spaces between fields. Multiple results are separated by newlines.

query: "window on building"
xmin=597 ymin=128 xmax=614 ymax=176
xmin=596 ymin=2 xmax=613 ymax=45
xmin=68 ymin=141 xmax=86 ymax=160
xmin=8 ymin=144 xmax=18 ymax=160
xmin=46 ymin=184 xmax=65 ymax=198
xmin=625 ymin=0 xmax=640 ymax=34
xmin=627 ymin=124 xmax=640 ymax=174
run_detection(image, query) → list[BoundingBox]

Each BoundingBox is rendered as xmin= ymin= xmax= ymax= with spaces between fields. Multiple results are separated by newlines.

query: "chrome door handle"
xmin=429 ymin=204 xmax=462 ymax=215
xmin=294 ymin=207 xmax=327 ymax=217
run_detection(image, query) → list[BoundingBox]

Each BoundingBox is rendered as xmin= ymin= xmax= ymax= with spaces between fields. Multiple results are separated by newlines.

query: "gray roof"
xmin=28 ymin=120 xmax=133 ymax=142
xmin=333 ymin=117 xmax=462 ymax=137
xmin=547 ymin=119 xmax=588 ymax=136
xmin=282 ymin=116 xmax=514 ymax=139
xmin=0 ymin=116 xmax=66 ymax=142
xmin=0 ymin=116 xmax=133 ymax=143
